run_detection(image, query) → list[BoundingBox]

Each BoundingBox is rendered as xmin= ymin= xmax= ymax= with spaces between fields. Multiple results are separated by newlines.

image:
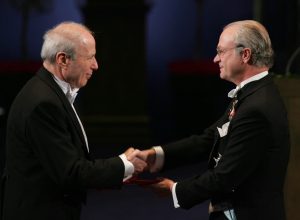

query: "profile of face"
xmin=213 ymin=26 xmax=245 ymax=85
xmin=63 ymin=31 xmax=98 ymax=89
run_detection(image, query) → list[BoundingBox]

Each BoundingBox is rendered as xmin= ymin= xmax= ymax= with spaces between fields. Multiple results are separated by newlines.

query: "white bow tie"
xmin=228 ymin=85 xmax=241 ymax=98
xmin=66 ymin=89 xmax=78 ymax=105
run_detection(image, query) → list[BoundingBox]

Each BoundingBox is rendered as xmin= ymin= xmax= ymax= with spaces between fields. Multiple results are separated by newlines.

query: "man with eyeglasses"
xmin=137 ymin=20 xmax=290 ymax=220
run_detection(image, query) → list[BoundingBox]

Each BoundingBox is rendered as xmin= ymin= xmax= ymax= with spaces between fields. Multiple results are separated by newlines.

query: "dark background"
xmin=0 ymin=0 xmax=299 ymax=219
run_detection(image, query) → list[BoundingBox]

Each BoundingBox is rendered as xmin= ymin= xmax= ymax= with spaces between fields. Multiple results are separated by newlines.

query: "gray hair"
xmin=41 ymin=21 xmax=93 ymax=63
xmin=224 ymin=20 xmax=274 ymax=68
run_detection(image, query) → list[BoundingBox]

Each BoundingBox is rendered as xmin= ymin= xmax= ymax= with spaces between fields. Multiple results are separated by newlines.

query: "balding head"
xmin=223 ymin=20 xmax=274 ymax=68
xmin=41 ymin=22 xmax=94 ymax=63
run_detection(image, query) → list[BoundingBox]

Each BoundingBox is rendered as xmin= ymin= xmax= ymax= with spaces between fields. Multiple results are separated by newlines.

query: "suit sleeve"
xmin=26 ymin=101 xmax=124 ymax=190
xmin=162 ymin=118 xmax=220 ymax=170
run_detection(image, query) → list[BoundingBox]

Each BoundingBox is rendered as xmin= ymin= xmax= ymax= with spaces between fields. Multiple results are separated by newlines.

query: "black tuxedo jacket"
xmin=162 ymin=75 xmax=290 ymax=220
xmin=1 ymin=67 xmax=124 ymax=220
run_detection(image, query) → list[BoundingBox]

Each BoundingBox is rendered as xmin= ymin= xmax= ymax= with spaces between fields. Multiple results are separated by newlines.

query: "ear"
xmin=241 ymin=48 xmax=251 ymax=64
xmin=56 ymin=52 xmax=69 ymax=68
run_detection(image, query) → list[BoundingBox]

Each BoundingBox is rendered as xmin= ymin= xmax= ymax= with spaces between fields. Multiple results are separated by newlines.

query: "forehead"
xmin=218 ymin=26 xmax=237 ymax=47
xmin=81 ymin=31 xmax=95 ymax=44
xmin=77 ymin=33 xmax=96 ymax=54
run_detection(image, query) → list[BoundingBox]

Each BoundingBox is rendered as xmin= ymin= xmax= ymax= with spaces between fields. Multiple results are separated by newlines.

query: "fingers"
xmin=136 ymin=149 xmax=156 ymax=169
xmin=147 ymin=178 xmax=174 ymax=197
xmin=124 ymin=148 xmax=147 ymax=174
xmin=124 ymin=147 xmax=157 ymax=174
xmin=124 ymin=147 xmax=135 ymax=159
xmin=135 ymin=149 xmax=147 ymax=161
xmin=130 ymin=156 xmax=147 ymax=174
xmin=127 ymin=149 xmax=140 ymax=161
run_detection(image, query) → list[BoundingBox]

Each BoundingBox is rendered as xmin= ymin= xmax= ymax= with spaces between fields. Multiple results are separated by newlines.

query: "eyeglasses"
xmin=216 ymin=45 xmax=244 ymax=57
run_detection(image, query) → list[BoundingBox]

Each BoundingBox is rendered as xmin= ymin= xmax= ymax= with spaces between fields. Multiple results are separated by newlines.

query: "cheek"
xmin=79 ymin=71 xmax=89 ymax=86
xmin=78 ymin=72 xmax=86 ymax=82
xmin=220 ymin=60 xmax=235 ymax=79
xmin=73 ymin=62 xmax=91 ymax=85
xmin=223 ymin=59 xmax=236 ymax=73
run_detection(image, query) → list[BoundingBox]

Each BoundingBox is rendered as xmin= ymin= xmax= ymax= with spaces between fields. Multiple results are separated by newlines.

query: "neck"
xmin=234 ymin=66 xmax=268 ymax=85
xmin=43 ymin=61 xmax=67 ymax=84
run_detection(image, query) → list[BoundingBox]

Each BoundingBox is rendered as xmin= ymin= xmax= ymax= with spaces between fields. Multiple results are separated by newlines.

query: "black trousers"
xmin=209 ymin=211 xmax=229 ymax=220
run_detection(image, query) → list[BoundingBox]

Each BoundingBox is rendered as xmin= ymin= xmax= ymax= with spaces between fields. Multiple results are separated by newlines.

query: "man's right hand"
xmin=124 ymin=147 xmax=147 ymax=174
xmin=136 ymin=148 xmax=157 ymax=172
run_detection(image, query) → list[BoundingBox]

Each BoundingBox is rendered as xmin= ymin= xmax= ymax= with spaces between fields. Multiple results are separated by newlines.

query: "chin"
xmin=77 ymin=82 xmax=86 ymax=88
xmin=81 ymin=83 xmax=88 ymax=88
xmin=220 ymin=73 xmax=226 ymax=80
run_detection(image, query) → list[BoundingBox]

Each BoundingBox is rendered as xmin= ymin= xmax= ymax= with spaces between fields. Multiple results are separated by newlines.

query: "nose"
xmin=92 ymin=57 xmax=98 ymax=70
xmin=213 ymin=54 xmax=220 ymax=63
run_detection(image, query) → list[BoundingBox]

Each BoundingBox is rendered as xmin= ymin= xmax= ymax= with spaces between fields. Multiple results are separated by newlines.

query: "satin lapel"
xmin=36 ymin=68 xmax=89 ymax=155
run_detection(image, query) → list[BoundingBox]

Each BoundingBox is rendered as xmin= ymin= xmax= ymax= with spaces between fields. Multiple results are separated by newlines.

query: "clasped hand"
xmin=124 ymin=147 xmax=147 ymax=174
xmin=125 ymin=147 xmax=174 ymax=197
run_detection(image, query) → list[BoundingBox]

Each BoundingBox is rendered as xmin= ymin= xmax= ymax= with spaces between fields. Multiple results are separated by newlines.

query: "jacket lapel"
xmin=36 ymin=67 xmax=89 ymax=155
xmin=237 ymin=74 xmax=273 ymax=105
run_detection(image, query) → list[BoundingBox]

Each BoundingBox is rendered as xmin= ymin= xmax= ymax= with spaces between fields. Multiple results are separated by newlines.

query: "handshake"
xmin=124 ymin=147 xmax=155 ymax=174
xmin=123 ymin=147 xmax=174 ymax=196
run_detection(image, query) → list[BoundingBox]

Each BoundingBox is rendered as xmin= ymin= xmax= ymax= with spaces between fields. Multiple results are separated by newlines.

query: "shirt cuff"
xmin=171 ymin=182 xmax=180 ymax=208
xmin=119 ymin=154 xmax=134 ymax=181
xmin=151 ymin=146 xmax=165 ymax=172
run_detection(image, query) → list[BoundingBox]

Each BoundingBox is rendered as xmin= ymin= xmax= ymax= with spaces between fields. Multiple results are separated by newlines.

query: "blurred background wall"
xmin=0 ymin=0 xmax=300 ymax=219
